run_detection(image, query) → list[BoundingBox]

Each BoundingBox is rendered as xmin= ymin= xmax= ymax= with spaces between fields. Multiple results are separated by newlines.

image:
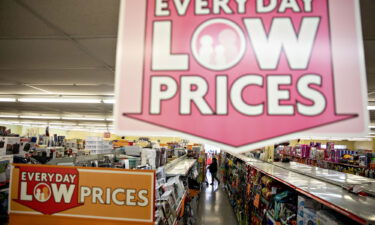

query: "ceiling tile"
xmin=32 ymin=84 xmax=114 ymax=95
xmin=20 ymin=0 xmax=120 ymax=36
xmin=0 ymin=69 xmax=114 ymax=85
xmin=0 ymin=85 xmax=45 ymax=94
xmin=0 ymin=102 xmax=113 ymax=114
xmin=0 ymin=39 xmax=104 ymax=69
xmin=76 ymin=38 xmax=117 ymax=68
xmin=364 ymin=41 xmax=375 ymax=75
xmin=0 ymin=0 xmax=58 ymax=37
xmin=361 ymin=0 xmax=375 ymax=40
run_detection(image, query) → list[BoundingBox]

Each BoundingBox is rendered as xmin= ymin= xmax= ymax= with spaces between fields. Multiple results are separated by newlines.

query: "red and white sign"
xmin=14 ymin=166 xmax=81 ymax=215
xmin=115 ymin=0 xmax=369 ymax=152
xmin=10 ymin=164 xmax=155 ymax=225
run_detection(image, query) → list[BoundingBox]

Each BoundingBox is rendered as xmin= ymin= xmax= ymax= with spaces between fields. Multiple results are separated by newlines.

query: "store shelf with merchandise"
xmin=155 ymin=149 xmax=202 ymax=225
xmin=275 ymin=143 xmax=375 ymax=179
xmin=172 ymin=190 xmax=188 ymax=225
xmin=0 ymin=124 xmax=206 ymax=225
xmin=271 ymin=161 xmax=375 ymax=196
xmin=222 ymin=152 xmax=375 ymax=225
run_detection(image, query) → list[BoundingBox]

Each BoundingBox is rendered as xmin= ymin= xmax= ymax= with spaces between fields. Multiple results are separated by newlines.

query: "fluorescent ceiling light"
xmin=0 ymin=121 xmax=19 ymax=125
xmin=62 ymin=117 xmax=105 ymax=121
xmin=106 ymin=118 xmax=114 ymax=121
xmin=103 ymin=99 xmax=115 ymax=104
xmin=49 ymin=122 xmax=75 ymax=126
xmin=78 ymin=124 xmax=109 ymax=127
xmin=20 ymin=121 xmax=48 ymax=125
xmin=63 ymin=126 xmax=84 ymax=129
xmin=0 ymin=98 xmax=16 ymax=102
xmin=348 ymin=138 xmax=371 ymax=141
xmin=49 ymin=126 xmax=64 ymax=129
xmin=0 ymin=115 xmax=18 ymax=118
xmin=20 ymin=115 xmax=61 ymax=120
xmin=19 ymin=98 xmax=101 ymax=104
xmin=369 ymin=126 xmax=375 ymax=129
xmin=368 ymin=106 xmax=375 ymax=110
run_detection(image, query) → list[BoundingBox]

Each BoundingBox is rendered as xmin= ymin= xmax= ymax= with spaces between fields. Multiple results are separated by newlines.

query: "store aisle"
xmin=196 ymin=173 xmax=238 ymax=225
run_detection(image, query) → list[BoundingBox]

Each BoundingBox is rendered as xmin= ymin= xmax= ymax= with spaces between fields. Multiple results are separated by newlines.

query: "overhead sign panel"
xmin=115 ymin=0 xmax=368 ymax=152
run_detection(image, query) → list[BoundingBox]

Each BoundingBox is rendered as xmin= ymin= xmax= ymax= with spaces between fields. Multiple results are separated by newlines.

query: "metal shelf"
xmin=229 ymin=153 xmax=375 ymax=225
xmin=172 ymin=191 xmax=187 ymax=225
xmin=281 ymin=153 xmax=368 ymax=168
xmin=165 ymin=158 xmax=196 ymax=177
xmin=272 ymin=161 xmax=375 ymax=192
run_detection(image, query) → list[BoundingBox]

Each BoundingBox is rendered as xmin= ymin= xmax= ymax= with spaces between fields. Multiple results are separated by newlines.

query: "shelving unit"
xmin=85 ymin=137 xmax=112 ymax=154
xmin=165 ymin=157 xmax=197 ymax=177
xmin=229 ymin=153 xmax=375 ymax=225
xmin=282 ymin=153 xmax=369 ymax=169
xmin=172 ymin=191 xmax=187 ymax=225
xmin=272 ymin=161 xmax=375 ymax=195
xmin=156 ymin=152 xmax=200 ymax=225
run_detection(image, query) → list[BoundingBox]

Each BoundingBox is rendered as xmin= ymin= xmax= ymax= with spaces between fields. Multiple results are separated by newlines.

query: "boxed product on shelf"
xmin=301 ymin=145 xmax=310 ymax=158
xmin=159 ymin=200 xmax=176 ymax=225
xmin=297 ymin=196 xmax=306 ymax=225
xmin=161 ymin=190 xmax=177 ymax=211
xmin=167 ymin=176 xmax=185 ymax=200
xmin=298 ymin=195 xmax=321 ymax=225
xmin=369 ymin=153 xmax=375 ymax=169
xmin=157 ymin=166 xmax=167 ymax=180
xmin=0 ymin=137 xmax=20 ymax=156
xmin=0 ymin=156 xmax=12 ymax=185
xmin=304 ymin=208 xmax=317 ymax=225
xmin=141 ymin=148 xmax=158 ymax=169
xmin=162 ymin=183 xmax=179 ymax=203
xmin=155 ymin=207 xmax=167 ymax=225
xmin=124 ymin=146 xmax=142 ymax=156
xmin=85 ymin=137 xmax=113 ymax=155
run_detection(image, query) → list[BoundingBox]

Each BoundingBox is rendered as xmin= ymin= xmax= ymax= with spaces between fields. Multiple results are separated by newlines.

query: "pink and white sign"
xmin=115 ymin=0 xmax=369 ymax=152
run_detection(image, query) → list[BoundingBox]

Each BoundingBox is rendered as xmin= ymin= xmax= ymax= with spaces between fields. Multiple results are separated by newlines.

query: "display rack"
xmin=165 ymin=158 xmax=196 ymax=177
xmin=172 ymin=190 xmax=188 ymax=225
xmin=277 ymin=145 xmax=375 ymax=179
xmin=281 ymin=153 xmax=370 ymax=169
xmin=229 ymin=152 xmax=375 ymax=225
xmin=156 ymin=152 xmax=200 ymax=225
xmin=272 ymin=161 xmax=375 ymax=195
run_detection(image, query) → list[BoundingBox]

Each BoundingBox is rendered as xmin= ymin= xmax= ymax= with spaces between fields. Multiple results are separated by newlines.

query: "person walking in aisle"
xmin=208 ymin=157 xmax=220 ymax=185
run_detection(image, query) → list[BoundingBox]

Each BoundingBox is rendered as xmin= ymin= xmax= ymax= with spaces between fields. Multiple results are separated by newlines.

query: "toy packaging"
xmin=304 ymin=208 xmax=317 ymax=225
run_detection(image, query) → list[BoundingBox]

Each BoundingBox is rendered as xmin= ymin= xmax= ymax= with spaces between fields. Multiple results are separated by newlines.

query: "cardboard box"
xmin=304 ymin=208 xmax=317 ymax=225
xmin=297 ymin=196 xmax=306 ymax=225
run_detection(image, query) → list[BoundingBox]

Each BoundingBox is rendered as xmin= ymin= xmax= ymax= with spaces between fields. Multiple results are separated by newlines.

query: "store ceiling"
xmin=0 ymin=0 xmax=374 ymax=123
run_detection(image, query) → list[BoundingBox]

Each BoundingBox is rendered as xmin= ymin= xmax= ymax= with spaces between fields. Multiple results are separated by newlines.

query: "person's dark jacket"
xmin=208 ymin=160 xmax=218 ymax=173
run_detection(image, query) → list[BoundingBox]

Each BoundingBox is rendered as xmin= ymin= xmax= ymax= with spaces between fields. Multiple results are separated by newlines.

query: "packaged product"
xmin=304 ymin=208 xmax=317 ymax=225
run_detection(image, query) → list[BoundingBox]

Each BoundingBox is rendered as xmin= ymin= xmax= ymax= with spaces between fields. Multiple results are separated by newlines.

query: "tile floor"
xmin=196 ymin=173 xmax=238 ymax=225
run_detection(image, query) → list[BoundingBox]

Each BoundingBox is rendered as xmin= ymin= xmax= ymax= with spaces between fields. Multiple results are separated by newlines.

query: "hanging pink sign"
xmin=115 ymin=0 xmax=368 ymax=152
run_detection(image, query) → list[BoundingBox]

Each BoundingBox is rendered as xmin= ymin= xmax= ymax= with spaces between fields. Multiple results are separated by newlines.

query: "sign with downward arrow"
xmin=115 ymin=0 xmax=369 ymax=152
